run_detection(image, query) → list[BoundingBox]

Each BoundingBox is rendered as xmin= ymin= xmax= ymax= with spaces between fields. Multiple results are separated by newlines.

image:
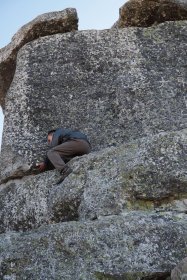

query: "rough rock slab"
xmin=1 ymin=21 xmax=187 ymax=180
xmin=0 ymin=129 xmax=186 ymax=233
xmin=0 ymin=213 xmax=186 ymax=280
xmin=171 ymin=257 xmax=187 ymax=280
xmin=0 ymin=8 xmax=78 ymax=110
xmin=112 ymin=0 xmax=187 ymax=28
xmin=51 ymin=129 xmax=187 ymax=223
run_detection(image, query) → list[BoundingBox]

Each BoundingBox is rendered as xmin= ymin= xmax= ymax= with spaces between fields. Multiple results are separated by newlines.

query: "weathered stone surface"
xmin=171 ymin=257 xmax=187 ymax=280
xmin=0 ymin=213 xmax=186 ymax=279
xmin=0 ymin=129 xmax=186 ymax=233
xmin=0 ymin=172 xmax=56 ymax=233
xmin=0 ymin=9 xmax=186 ymax=279
xmin=0 ymin=8 xmax=78 ymax=110
xmin=112 ymin=0 xmax=187 ymax=28
xmin=1 ymin=21 xmax=187 ymax=181
xmin=51 ymin=129 xmax=187 ymax=222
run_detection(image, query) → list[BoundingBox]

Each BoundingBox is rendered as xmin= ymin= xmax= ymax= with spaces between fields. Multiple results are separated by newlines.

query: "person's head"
xmin=47 ymin=130 xmax=55 ymax=144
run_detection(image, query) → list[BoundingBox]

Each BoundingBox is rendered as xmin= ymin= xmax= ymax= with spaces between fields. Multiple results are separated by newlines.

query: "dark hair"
xmin=48 ymin=129 xmax=56 ymax=135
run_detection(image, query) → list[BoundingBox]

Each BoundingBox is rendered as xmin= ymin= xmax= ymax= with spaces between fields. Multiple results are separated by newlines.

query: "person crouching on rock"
xmin=37 ymin=128 xmax=91 ymax=184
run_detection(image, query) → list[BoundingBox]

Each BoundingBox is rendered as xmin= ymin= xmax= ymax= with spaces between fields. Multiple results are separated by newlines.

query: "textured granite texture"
xmin=0 ymin=8 xmax=78 ymax=110
xmin=0 ymin=129 xmax=186 ymax=233
xmin=0 ymin=213 xmax=186 ymax=280
xmin=1 ymin=21 xmax=187 ymax=181
xmin=0 ymin=11 xmax=186 ymax=280
xmin=112 ymin=0 xmax=187 ymax=28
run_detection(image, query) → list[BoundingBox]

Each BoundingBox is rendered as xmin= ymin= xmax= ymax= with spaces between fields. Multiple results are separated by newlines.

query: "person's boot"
xmin=56 ymin=166 xmax=72 ymax=185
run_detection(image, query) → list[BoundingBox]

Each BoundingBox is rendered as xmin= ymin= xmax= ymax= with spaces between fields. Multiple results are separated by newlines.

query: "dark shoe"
xmin=56 ymin=166 xmax=72 ymax=185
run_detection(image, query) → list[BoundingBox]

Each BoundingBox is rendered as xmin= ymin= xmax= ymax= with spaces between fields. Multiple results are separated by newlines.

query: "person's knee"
xmin=47 ymin=149 xmax=54 ymax=158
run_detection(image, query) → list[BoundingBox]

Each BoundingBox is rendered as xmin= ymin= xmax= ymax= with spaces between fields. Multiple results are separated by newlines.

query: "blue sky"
xmin=0 ymin=0 xmax=126 ymax=147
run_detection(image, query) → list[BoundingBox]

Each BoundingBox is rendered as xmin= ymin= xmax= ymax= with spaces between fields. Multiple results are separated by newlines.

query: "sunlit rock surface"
xmin=1 ymin=21 xmax=186 ymax=182
xmin=113 ymin=0 xmax=187 ymax=28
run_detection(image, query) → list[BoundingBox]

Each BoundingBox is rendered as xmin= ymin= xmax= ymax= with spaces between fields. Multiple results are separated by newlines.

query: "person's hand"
xmin=37 ymin=162 xmax=46 ymax=172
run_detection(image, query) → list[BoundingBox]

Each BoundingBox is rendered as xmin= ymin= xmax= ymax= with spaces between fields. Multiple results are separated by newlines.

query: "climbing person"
xmin=37 ymin=128 xmax=91 ymax=184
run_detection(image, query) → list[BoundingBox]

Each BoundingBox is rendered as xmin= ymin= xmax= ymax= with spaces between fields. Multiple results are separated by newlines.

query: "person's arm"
xmin=37 ymin=157 xmax=52 ymax=172
xmin=50 ymin=129 xmax=61 ymax=147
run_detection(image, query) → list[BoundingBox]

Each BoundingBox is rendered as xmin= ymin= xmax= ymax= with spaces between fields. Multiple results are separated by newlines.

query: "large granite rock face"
xmin=1 ymin=21 xmax=187 ymax=181
xmin=0 ymin=129 xmax=186 ymax=233
xmin=0 ymin=214 xmax=186 ymax=280
xmin=0 ymin=8 xmax=78 ymax=110
xmin=0 ymin=8 xmax=186 ymax=279
xmin=0 ymin=129 xmax=186 ymax=278
xmin=113 ymin=0 xmax=187 ymax=28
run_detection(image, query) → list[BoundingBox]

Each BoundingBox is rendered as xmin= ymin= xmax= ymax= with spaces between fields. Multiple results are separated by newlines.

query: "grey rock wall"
xmin=0 ymin=214 xmax=186 ymax=280
xmin=0 ymin=129 xmax=186 ymax=233
xmin=1 ymin=21 xmax=187 ymax=181
xmin=0 ymin=10 xmax=186 ymax=280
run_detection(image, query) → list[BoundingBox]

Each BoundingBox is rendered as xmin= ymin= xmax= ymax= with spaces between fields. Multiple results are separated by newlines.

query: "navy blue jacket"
xmin=49 ymin=128 xmax=90 ymax=147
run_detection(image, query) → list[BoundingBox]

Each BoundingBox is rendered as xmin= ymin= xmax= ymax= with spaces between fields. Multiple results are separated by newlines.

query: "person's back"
xmin=49 ymin=128 xmax=90 ymax=147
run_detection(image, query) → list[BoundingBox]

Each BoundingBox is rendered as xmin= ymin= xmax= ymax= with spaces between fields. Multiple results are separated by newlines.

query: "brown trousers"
xmin=47 ymin=139 xmax=91 ymax=171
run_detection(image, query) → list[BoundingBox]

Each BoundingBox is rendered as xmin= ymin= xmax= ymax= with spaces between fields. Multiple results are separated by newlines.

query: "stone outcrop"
xmin=0 ymin=214 xmax=186 ymax=280
xmin=0 ymin=129 xmax=186 ymax=278
xmin=113 ymin=0 xmax=187 ymax=28
xmin=0 ymin=8 xmax=78 ymax=110
xmin=1 ymin=20 xmax=187 ymax=182
xmin=0 ymin=6 xmax=186 ymax=280
xmin=0 ymin=129 xmax=186 ymax=233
